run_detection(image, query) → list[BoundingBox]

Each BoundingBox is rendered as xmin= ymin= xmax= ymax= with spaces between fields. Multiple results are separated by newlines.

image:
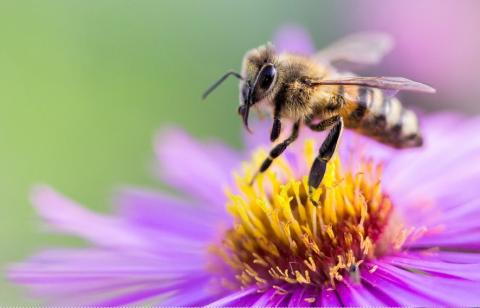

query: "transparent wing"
xmin=313 ymin=76 xmax=436 ymax=94
xmin=315 ymin=32 xmax=394 ymax=66
xmin=308 ymin=76 xmax=435 ymax=109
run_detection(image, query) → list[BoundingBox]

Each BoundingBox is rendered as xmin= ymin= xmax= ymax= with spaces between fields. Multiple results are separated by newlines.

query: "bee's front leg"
xmin=270 ymin=118 xmax=281 ymax=142
xmin=270 ymin=103 xmax=283 ymax=142
xmin=308 ymin=117 xmax=344 ymax=191
xmin=250 ymin=120 xmax=300 ymax=185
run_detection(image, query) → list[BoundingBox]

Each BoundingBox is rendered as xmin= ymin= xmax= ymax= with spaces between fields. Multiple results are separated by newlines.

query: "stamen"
xmin=369 ymin=264 xmax=379 ymax=273
xmin=211 ymin=139 xmax=409 ymax=290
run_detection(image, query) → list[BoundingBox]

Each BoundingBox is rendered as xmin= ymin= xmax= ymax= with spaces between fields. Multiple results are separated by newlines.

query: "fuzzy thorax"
xmin=212 ymin=139 xmax=411 ymax=291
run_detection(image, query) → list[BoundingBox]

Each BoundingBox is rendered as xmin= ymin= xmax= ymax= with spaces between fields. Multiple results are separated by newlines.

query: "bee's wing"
xmin=312 ymin=76 xmax=436 ymax=97
xmin=308 ymin=77 xmax=435 ymax=104
xmin=315 ymin=32 xmax=393 ymax=66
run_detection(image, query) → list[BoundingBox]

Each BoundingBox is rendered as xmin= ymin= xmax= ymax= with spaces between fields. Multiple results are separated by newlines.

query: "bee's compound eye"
xmin=259 ymin=65 xmax=276 ymax=90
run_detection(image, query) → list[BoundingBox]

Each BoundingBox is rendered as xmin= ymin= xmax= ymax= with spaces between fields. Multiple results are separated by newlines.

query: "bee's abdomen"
xmin=343 ymin=88 xmax=422 ymax=148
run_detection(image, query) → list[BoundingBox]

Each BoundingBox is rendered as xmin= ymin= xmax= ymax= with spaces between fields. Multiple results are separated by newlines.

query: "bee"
xmin=203 ymin=32 xmax=435 ymax=190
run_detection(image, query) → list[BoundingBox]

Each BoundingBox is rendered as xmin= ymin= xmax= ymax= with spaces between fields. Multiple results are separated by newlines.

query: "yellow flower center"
xmin=211 ymin=139 xmax=406 ymax=291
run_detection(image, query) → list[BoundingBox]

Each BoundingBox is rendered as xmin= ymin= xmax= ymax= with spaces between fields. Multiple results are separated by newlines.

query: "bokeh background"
xmin=1 ymin=0 xmax=479 ymax=304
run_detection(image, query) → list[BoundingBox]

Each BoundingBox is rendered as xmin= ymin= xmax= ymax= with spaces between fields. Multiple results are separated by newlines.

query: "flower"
xmin=8 ymin=27 xmax=480 ymax=306
xmin=9 ymin=113 xmax=480 ymax=306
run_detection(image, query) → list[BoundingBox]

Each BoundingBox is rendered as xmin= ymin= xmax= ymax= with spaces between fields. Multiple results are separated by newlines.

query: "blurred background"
xmin=1 ymin=0 xmax=479 ymax=303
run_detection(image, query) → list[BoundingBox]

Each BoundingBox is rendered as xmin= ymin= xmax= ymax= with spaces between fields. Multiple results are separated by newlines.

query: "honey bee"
xmin=203 ymin=32 xmax=435 ymax=190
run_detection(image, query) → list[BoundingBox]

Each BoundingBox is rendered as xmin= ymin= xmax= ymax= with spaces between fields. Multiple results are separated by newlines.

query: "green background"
xmin=0 ymin=0 xmax=477 ymax=304
xmin=0 ymin=0 xmax=343 ymax=303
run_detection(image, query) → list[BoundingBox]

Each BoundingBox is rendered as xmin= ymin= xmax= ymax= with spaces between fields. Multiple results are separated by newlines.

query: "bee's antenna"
xmin=202 ymin=71 xmax=243 ymax=100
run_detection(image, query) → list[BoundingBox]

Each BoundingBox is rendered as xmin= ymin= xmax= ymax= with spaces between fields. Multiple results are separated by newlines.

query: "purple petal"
xmin=361 ymin=263 xmax=441 ymax=306
xmin=250 ymin=290 xmax=274 ymax=306
xmin=286 ymin=287 xmax=303 ymax=306
xmin=243 ymin=119 xmax=272 ymax=151
xmin=411 ymin=232 xmax=480 ymax=250
xmin=204 ymin=287 xmax=257 ymax=307
xmin=11 ymin=249 xmax=202 ymax=279
xmin=224 ymin=291 xmax=264 ymax=307
xmin=337 ymin=279 xmax=395 ymax=306
xmin=115 ymin=187 xmax=227 ymax=241
xmin=248 ymin=288 xmax=288 ymax=307
xmin=370 ymin=260 xmax=480 ymax=306
xmin=405 ymin=195 xmax=480 ymax=249
xmin=382 ymin=113 xmax=464 ymax=190
xmin=288 ymin=286 xmax=326 ymax=307
xmin=269 ymin=293 xmax=290 ymax=307
xmin=93 ymin=286 xmax=173 ymax=306
xmin=288 ymin=286 xmax=321 ymax=307
xmin=273 ymin=24 xmax=315 ymax=55
xmin=154 ymin=277 xmax=217 ymax=307
xmin=385 ymin=115 xmax=480 ymax=198
xmin=31 ymin=186 xmax=149 ymax=249
xmin=31 ymin=186 xmax=210 ymax=259
xmin=154 ymin=128 xmax=240 ymax=209
xmin=8 ymin=248 xmax=210 ymax=305
xmin=321 ymin=288 xmax=341 ymax=307
xmin=384 ymin=254 xmax=480 ymax=280
xmin=95 ymin=275 xmax=212 ymax=307
xmin=419 ymin=250 xmax=480 ymax=264
xmin=374 ymin=115 xmax=480 ymax=249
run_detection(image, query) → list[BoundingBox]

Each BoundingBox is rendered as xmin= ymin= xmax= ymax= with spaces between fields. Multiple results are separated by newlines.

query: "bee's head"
xmin=238 ymin=44 xmax=278 ymax=131
xmin=202 ymin=43 xmax=278 ymax=132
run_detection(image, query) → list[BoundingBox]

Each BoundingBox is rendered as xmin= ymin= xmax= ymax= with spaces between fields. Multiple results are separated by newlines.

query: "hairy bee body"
xmin=340 ymin=89 xmax=421 ymax=148
xmin=204 ymin=33 xmax=434 ymax=189
xmin=258 ymin=54 xmax=422 ymax=148
xmin=319 ymin=84 xmax=422 ymax=148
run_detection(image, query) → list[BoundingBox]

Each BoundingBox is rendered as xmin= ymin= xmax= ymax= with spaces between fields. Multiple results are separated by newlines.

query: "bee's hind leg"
xmin=308 ymin=118 xmax=344 ymax=200
xmin=249 ymin=120 xmax=301 ymax=185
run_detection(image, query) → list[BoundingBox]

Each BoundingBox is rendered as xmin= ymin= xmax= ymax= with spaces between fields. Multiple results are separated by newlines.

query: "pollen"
xmin=212 ymin=139 xmax=404 ymax=291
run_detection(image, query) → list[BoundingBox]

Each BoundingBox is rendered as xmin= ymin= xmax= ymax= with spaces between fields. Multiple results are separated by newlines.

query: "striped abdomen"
xmin=340 ymin=87 xmax=422 ymax=148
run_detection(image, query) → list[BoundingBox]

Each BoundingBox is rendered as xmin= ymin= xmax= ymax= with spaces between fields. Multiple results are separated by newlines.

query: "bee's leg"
xmin=270 ymin=105 xmax=282 ymax=142
xmin=250 ymin=120 xmax=300 ymax=185
xmin=308 ymin=117 xmax=344 ymax=190
xmin=306 ymin=115 xmax=341 ymax=132
xmin=271 ymin=118 xmax=282 ymax=142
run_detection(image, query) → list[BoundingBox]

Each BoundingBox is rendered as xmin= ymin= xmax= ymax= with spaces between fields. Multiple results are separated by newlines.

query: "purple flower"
xmin=8 ymin=28 xmax=480 ymax=306
xmin=9 ymin=114 xmax=480 ymax=306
